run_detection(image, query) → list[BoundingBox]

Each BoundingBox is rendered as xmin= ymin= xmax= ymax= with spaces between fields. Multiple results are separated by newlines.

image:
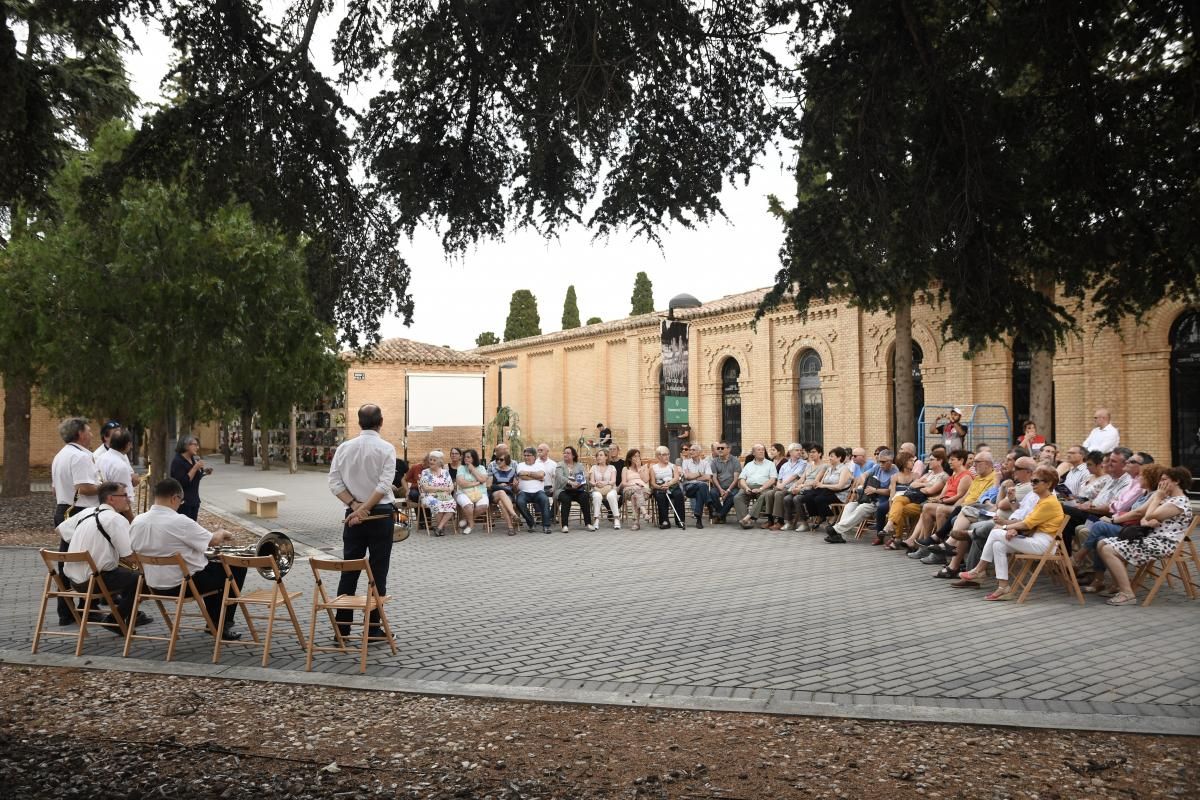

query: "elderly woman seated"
xmin=957 ymin=465 xmax=1066 ymax=601
xmin=1075 ymin=463 xmax=1163 ymax=594
xmin=1097 ymin=466 xmax=1195 ymax=606
xmin=419 ymin=450 xmax=458 ymax=536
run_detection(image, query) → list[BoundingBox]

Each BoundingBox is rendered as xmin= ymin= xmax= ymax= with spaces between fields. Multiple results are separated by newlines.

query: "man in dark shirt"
xmin=596 ymin=423 xmax=613 ymax=447
xmin=607 ymin=444 xmax=625 ymax=519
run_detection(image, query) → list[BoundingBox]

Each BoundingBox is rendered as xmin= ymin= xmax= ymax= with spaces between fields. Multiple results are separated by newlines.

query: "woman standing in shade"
xmin=454 ymin=449 xmax=490 ymax=535
xmin=170 ymin=435 xmax=210 ymax=521
xmin=622 ymin=449 xmax=650 ymax=531
xmin=419 ymin=450 xmax=458 ymax=536
xmin=589 ymin=449 xmax=621 ymax=530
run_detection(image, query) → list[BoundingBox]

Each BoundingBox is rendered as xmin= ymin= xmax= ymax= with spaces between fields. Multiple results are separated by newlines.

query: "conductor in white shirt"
xmin=58 ymin=482 xmax=145 ymax=630
xmin=1082 ymin=408 xmax=1120 ymax=454
xmin=327 ymin=404 xmax=397 ymax=636
xmin=130 ymin=478 xmax=246 ymax=640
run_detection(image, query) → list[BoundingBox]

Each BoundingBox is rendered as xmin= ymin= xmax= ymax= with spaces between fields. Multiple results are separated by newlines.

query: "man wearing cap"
xmin=932 ymin=408 xmax=968 ymax=451
xmin=94 ymin=420 xmax=122 ymax=457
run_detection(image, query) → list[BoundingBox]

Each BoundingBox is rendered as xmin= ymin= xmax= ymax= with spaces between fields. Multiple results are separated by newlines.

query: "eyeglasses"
xmin=110 ymin=493 xmax=128 ymax=498
xmin=1030 ymin=478 xmax=1045 ymax=485
xmin=1127 ymin=460 xmax=1143 ymax=466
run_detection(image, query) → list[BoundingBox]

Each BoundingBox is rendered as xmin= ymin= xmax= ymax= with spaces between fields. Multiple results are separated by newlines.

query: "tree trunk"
xmin=259 ymin=419 xmax=270 ymax=470
xmin=240 ymin=407 xmax=255 ymax=466
xmin=2 ymin=373 xmax=33 ymax=499
xmin=149 ymin=413 xmax=170 ymax=483
xmin=288 ymin=405 xmax=298 ymax=474
xmin=893 ymin=298 xmax=915 ymax=450
xmin=1029 ymin=275 xmax=1057 ymax=440
xmin=220 ymin=423 xmax=231 ymax=464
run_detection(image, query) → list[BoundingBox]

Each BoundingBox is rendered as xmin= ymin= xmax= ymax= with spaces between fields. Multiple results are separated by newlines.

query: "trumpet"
xmin=206 ymin=531 xmax=295 ymax=579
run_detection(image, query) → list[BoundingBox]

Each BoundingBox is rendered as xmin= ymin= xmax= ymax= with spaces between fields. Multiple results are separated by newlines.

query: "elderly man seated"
xmin=940 ymin=456 xmax=1037 ymax=586
xmin=825 ymin=449 xmax=897 ymax=544
xmin=1061 ymin=447 xmax=1134 ymax=555
xmin=909 ymin=450 xmax=997 ymax=565
xmin=734 ymin=444 xmax=778 ymax=528
xmin=57 ymin=481 xmax=149 ymax=631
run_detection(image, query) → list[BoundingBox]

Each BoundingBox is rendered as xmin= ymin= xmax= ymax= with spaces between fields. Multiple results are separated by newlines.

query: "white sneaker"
xmin=796 ymin=522 xmax=810 ymax=532
xmin=463 ymin=527 xmax=472 ymax=535
xmin=613 ymin=520 xmax=621 ymax=530
xmin=780 ymin=523 xmax=791 ymax=531
xmin=561 ymin=525 xmax=569 ymax=533
xmin=587 ymin=523 xmax=598 ymax=531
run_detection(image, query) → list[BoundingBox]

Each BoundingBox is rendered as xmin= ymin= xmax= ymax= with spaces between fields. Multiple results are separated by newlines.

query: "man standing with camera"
xmin=327 ymin=404 xmax=397 ymax=637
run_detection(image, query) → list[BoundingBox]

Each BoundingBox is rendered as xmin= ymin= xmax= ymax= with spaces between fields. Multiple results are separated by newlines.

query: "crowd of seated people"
xmin=400 ymin=407 xmax=1194 ymax=606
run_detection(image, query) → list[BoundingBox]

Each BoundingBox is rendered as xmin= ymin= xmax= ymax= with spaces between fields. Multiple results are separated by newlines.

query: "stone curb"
xmin=3 ymin=649 xmax=1196 ymax=737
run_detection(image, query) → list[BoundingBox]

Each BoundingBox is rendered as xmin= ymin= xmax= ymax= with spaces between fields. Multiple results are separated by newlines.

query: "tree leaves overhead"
xmin=763 ymin=0 xmax=1198 ymax=354
xmin=100 ymin=0 xmax=411 ymax=348
xmin=337 ymin=0 xmax=783 ymax=250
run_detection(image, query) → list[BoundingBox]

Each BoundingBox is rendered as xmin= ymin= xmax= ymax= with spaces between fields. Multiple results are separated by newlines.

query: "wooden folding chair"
xmin=32 ymin=549 xmax=128 ymax=656
xmin=1008 ymin=519 xmax=1085 ymax=605
xmin=212 ymin=554 xmax=307 ymax=666
xmin=123 ymin=553 xmax=219 ymax=661
xmin=305 ymin=557 xmax=396 ymax=674
xmin=1132 ymin=518 xmax=1199 ymax=606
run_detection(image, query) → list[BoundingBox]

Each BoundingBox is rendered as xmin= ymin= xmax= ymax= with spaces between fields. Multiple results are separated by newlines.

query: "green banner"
xmin=665 ymin=395 xmax=689 ymax=424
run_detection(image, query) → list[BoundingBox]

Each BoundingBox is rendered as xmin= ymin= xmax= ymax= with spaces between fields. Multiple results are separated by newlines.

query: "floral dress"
xmin=1108 ymin=495 xmax=1194 ymax=566
xmin=420 ymin=468 xmax=457 ymax=513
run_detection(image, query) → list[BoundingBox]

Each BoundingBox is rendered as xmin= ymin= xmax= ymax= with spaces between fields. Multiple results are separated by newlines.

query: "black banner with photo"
xmin=661 ymin=320 xmax=689 ymax=423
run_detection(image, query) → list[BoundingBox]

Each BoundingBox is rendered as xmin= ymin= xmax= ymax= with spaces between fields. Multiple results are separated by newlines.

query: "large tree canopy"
xmin=763 ymin=0 xmax=1198 ymax=354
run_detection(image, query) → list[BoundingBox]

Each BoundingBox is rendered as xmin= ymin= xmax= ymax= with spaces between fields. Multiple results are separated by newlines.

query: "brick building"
xmin=7 ymin=288 xmax=1198 ymax=483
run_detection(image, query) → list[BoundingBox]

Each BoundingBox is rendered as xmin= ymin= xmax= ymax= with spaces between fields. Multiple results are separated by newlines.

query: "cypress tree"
xmin=475 ymin=331 xmax=499 ymax=347
xmin=631 ymin=271 xmax=654 ymax=315
xmin=562 ymin=285 xmax=581 ymax=329
xmin=503 ymin=290 xmax=542 ymax=341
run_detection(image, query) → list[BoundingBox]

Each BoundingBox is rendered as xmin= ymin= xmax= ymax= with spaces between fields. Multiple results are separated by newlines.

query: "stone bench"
xmin=237 ymin=487 xmax=286 ymax=519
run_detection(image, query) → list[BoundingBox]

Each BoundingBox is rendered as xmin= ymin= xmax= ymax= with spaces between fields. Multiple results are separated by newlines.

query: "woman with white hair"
xmin=419 ymin=450 xmax=457 ymax=536
xmin=650 ymin=446 xmax=685 ymax=529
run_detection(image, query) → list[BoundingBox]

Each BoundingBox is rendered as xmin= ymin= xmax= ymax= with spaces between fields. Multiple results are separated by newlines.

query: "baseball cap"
xmin=951 ymin=407 xmax=963 ymax=415
xmin=102 ymin=420 xmax=122 ymax=431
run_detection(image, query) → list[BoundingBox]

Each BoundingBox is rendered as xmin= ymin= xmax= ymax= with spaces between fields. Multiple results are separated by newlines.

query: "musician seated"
xmin=57 ymin=481 xmax=147 ymax=631
xmin=130 ymin=478 xmax=247 ymax=640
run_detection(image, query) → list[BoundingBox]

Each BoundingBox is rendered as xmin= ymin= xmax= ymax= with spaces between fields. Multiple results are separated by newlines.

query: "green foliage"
xmin=485 ymin=406 xmax=523 ymax=456
xmin=586 ymin=316 xmax=602 ymax=326
xmin=504 ymin=290 xmax=542 ymax=342
xmin=475 ymin=331 xmax=499 ymax=347
xmin=763 ymin=0 xmax=1198 ymax=353
xmin=631 ymin=272 xmax=654 ymax=315
xmin=337 ymin=1 xmax=782 ymax=248
xmin=561 ymin=285 xmax=581 ymax=330
xmin=28 ymin=122 xmax=340 ymax=447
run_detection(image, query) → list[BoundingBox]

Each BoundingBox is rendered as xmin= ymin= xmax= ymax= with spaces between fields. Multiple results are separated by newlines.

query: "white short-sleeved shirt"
xmin=516 ymin=461 xmax=547 ymax=494
xmin=534 ymin=457 xmax=557 ymax=490
xmin=51 ymin=443 xmax=100 ymax=507
xmin=739 ymin=459 xmax=778 ymax=487
xmin=680 ymin=457 xmax=711 ymax=481
xmin=97 ymin=448 xmax=136 ymax=495
xmin=130 ymin=505 xmax=213 ymax=588
xmin=327 ymin=429 xmax=397 ymax=506
xmin=59 ymin=504 xmax=132 ymax=585
xmin=1082 ymin=425 xmax=1120 ymax=454
xmin=1063 ymin=462 xmax=1090 ymax=496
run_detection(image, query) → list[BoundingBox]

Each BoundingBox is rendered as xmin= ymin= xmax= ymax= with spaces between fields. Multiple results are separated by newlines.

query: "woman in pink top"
xmin=622 ymin=449 xmax=650 ymax=531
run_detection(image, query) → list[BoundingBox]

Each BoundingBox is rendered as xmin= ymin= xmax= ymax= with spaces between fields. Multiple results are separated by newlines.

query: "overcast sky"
xmin=124 ymin=6 xmax=797 ymax=351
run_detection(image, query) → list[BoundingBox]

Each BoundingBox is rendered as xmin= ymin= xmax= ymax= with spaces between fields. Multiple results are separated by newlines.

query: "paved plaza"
xmin=3 ymin=464 xmax=1197 ymax=735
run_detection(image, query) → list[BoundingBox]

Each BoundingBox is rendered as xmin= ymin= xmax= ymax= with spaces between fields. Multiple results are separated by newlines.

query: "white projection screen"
xmin=406 ymin=373 xmax=485 ymax=428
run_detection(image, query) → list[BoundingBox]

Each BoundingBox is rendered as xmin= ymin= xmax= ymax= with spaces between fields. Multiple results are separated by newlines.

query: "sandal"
xmin=872 ymin=535 xmax=885 ymax=546
xmin=985 ymin=588 xmax=1014 ymax=601
xmin=1107 ymin=591 xmax=1137 ymax=605
xmin=934 ymin=566 xmax=958 ymax=579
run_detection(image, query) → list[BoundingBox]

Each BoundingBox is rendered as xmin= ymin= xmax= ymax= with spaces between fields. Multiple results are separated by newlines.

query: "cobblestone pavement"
xmin=4 ymin=464 xmax=1197 ymax=734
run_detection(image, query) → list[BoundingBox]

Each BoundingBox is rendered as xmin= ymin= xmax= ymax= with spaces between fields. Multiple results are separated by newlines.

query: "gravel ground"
xmin=0 ymin=665 xmax=1196 ymax=799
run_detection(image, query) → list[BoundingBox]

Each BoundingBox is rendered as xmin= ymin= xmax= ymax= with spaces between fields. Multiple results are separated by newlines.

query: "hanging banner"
xmin=661 ymin=319 xmax=690 ymax=424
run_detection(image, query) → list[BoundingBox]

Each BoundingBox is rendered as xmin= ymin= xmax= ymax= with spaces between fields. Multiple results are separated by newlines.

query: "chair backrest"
xmin=39 ymin=548 xmax=101 ymax=573
xmin=310 ymin=557 xmax=368 ymax=573
xmin=133 ymin=552 xmax=191 ymax=569
xmin=218 ymin=553 xmax=282 ymax=582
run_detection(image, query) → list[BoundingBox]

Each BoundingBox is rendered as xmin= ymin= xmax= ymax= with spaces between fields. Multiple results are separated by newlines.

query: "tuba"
xmin=206 ymin=531 xmax=295 ymax=579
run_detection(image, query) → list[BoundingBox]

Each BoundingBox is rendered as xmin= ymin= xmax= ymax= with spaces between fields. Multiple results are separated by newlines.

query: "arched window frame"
xmin=797 ymin=350 xmax=823 ymax=446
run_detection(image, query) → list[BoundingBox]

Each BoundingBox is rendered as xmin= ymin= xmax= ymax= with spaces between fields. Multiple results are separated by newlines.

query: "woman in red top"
xmin=1016 ymin=420 xmax=1046 ymax=453
xmin=902 ymin=449 xmax=974 ymax=550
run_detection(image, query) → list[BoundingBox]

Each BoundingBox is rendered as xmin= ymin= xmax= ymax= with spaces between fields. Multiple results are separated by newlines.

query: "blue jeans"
xmin=684 ymin=482 xmax=710 ymax=517
xmin=516 ymin=490 xmax=551 ymax=529
xmin=1085 ymin=520 xmax=1124 ymax=572
xmin=709 ymin=486 xmax=739 ymax=519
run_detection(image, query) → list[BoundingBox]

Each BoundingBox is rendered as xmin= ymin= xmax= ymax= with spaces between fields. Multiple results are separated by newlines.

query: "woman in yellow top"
xmin=959 ymin=465 xmax=1065 ymax=601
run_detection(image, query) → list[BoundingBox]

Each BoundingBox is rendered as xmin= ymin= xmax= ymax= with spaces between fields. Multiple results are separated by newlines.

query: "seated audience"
xmin=957 ymin=465 xmax=1066 ymax=601
xmin=942 ymin=456 xmax=1038 ymax=584
xmin=649 ymin=446 xmax=685 ymax=529
xmin=734 ymin=444 xmax=779 ymax=529
xmin=826 ymin=449 xmax=897 ymax=543
xmin=680 ymin=443 xmax=713 ymax=528
xmin=789 ymin=444 xmax=829 ymax=531
xmin=554 ymin=446 xmax=594 ymax=531
xmin=487 ymin=445 xmax=519 ymax=535
xmin=880 ymin=451 xmax=939 ymax=547
xmin=58 ymin=481 xmax=143 ymax=630
xmin=1082 ymin=408 xmax=1120 ymax=454
xmin=707 ymin=441 xmax=741 ymax=523
xmin=800 ymin=447 xmax=853 ymax=533
xmin=1016 ymin=420 xmax=1046 ymax=454
xmin=771 ymin=444 xmax=809 ymax=531
xmin=622 ymin=449 xmax=650 ymax=530
xmin=516 ymin=447 xmax=553 ymax=534
xmin=1097 ymin=467 xmax=1194 ymax=606
xmin=419 ymin=450 xmax=458 ymax=536
xmin=454 ymin=448 xmax=490 ymax=535
xmin=902 ymin=449 xmax=974 ymax=553
xmin=589 ymin=449 xmax=621 ymax=530
xmin=1076 ymin=463 xmax=1162 ymax=593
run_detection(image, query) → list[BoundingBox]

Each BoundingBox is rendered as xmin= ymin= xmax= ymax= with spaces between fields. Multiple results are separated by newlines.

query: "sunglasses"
xmin=1030 ymin=478 xmax=1046 ymax=485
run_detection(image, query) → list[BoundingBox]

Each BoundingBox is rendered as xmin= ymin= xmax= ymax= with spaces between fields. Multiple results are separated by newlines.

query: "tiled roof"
xmin=472 ymin=287 xmax=778 ymax=354
xmin=348 ymin=337 xmax=491 ymax=365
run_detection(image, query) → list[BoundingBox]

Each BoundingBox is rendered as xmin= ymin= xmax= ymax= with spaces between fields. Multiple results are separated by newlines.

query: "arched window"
xmin=721 ymin=359 xmax=742 ymax=457
xmin=798 ymin=350 xmax=823 ymax=446
xmin=890 ymin=342 xmax=924 ymax=450
xmin=1171 ymin=311 xmax=1200 ymax=488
